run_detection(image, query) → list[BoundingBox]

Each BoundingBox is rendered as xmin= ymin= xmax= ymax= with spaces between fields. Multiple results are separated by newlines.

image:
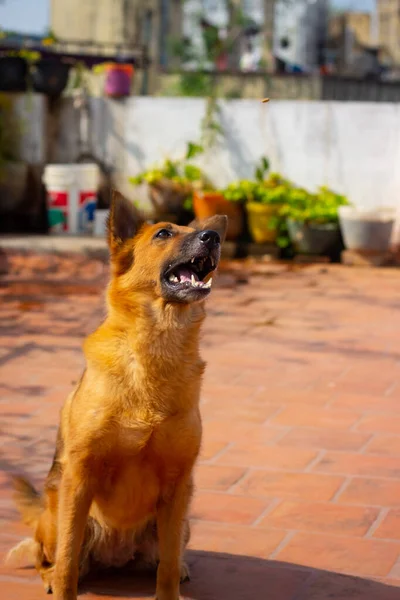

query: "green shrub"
xmin=282 ymin=186 xmax=349 ymax=224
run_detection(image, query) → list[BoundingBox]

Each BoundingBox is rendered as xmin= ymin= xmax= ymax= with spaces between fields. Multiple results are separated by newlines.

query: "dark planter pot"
xmin=287 ymin=219 xmax=342 ymax=256
xmin=0 ymin=56 xmax=28 ymax=92
xmin=32 ymin=60 xmax=70 ymax=97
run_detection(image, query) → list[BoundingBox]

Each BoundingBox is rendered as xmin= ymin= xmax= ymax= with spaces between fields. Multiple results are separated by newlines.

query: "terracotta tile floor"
xmin=1 ymin=252 xmax=400 ymax=598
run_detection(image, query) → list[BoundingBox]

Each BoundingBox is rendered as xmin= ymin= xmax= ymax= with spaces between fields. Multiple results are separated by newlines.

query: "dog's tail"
xmin=11 ymin=475 xmax=43 ymax=527
xmin=5 ymin=537 xmax=39 ymax=567
xmin=5 ymin=476 xmax=43 ymax=567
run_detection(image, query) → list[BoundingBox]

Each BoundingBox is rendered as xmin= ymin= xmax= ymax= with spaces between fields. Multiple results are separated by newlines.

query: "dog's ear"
xmin=107 ymin=190 xmax=144 ymax=252
xmin=189 ymin=214 xmax=228 ymax=244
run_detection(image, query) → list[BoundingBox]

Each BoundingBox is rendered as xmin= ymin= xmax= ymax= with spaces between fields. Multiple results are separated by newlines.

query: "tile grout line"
xmin=227 ymin=468 xmax=253 ymax=494
xmin=303 ymin=449 xmax=326 ymax=473
xmin=192 ymin=485 xmax=400 ymax=510
xmin=268 ymin=530 xmax=296 ymax=560
xmin=261 ymin=404 xmax=287 ymax=425
xmin=364 ymin=507 xmax=390 ymax=539
xmin=348 ymin=413 xmax=367 ymax=433
xmin=330 ymin=476 xmax=353 ymax=503
xmin=384 ymin=381 xmax=397 ymax=397
xmin=202 ymin=461 xmax=400 ymax=481
xmin=387 ymin=557 xmax=400 ymax=579
xmin=272 ymin=425 xmax=293 ymax=444
xmin=357 ymin=433 xmax=375 ymax=454
xmin=206 ymin=441 xmax=235 ymax=465
xmin=251 ymin=497 xmax=282 ymax=527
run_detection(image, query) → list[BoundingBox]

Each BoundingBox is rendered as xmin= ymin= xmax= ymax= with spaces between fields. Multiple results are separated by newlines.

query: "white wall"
xmin=27 ymin=94 xmax=399 ymax=218
xmin=83 ymin=97 xmax=400 ymax=214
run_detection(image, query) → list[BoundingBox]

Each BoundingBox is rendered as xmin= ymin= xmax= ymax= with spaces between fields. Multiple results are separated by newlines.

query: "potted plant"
xmin=245 ymin=172 xmax=292 ymax=245
xmin=223 ymin=158 xmax=290 ymax=245
xmin=130 ymin=142 xmax=208 ymax=223
xmin=192 ymin=188 xmax=243 ymax=241
xmin=32 ymin=58 xmax=71 ymax=97
xmin=93 ymin=62 xmax=134 ymax=98
xmin=338 ymin=205 xmax=396 ymax=252
xmin=284 ymin=186 xmax=349 ymax=255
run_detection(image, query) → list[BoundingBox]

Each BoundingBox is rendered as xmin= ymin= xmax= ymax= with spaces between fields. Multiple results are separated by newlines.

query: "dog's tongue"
xmin=176 ymin=267 xmax=199 ymax=283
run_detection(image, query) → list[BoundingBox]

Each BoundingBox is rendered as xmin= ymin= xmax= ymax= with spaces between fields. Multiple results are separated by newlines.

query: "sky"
xmin=332 ymin=0 xmax=375 ymax=12
xmin=0 ymin=0 xmax=376 ymax=37
xmin=0 ymin=0 xmax=50 ymax=35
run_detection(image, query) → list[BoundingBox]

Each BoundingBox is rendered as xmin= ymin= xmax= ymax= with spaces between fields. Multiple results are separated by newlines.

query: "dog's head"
xmin=107 ymin=191 xmax=227 ymax=305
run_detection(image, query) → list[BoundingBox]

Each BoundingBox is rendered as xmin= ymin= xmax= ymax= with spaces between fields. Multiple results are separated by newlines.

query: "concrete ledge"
xmin=0 ymin=235 xmax=110 ymax=262
xmin=0 ymin=235 xmax=279 ymax=262
xmin=341 ymin=249 xmax=399 ymax=267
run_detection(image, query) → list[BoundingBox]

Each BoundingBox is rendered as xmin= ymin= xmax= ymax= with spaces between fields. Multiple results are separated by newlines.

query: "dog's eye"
xmin=155 ymin=228 xmax=173 ymax=239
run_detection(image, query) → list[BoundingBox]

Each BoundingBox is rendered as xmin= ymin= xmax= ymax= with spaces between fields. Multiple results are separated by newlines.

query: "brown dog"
xmin=7 ymin=191 xmax=227 ymax=600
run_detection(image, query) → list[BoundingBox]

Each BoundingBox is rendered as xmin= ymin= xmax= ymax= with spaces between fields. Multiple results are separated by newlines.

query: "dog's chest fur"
xmin=66 ymin=364 xmax=202 ymax=533
xmin=58 ymin=311 xmax=205 ymax=566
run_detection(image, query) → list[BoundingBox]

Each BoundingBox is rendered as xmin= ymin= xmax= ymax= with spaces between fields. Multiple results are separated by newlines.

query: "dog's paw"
xmin=43 ymin=579 xmax=53 ymax=594
xmin=180 ymin=561 xmax=190 ymax=583
xmin=40 ymin=565 xmax=55 ymax=595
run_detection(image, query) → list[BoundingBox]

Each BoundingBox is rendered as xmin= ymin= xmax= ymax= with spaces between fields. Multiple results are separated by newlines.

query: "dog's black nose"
xmin=198 ymin=229 xmax=220 ymax=248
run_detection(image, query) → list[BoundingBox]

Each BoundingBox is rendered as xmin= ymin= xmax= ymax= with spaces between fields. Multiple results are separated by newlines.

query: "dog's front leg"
xmin=53 ymin=468 xmax=92 ymax=600
xmin=156 ymin=476 xmax=192 ymax=600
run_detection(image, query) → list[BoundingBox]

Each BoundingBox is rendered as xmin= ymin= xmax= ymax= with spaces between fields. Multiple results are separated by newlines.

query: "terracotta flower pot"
xmin=246 ymin=202 xmax=281 ymax=244
xmin=193 ymin=191 xmax=242 ymax=241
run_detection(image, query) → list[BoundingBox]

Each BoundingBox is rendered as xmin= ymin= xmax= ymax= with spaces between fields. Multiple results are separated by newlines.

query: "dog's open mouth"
xmin=164 ymin=254 xmax=216 ymax=291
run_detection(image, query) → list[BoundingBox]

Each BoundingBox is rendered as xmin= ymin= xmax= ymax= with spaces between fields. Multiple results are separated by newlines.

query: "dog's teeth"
xmin=191 ymin=274 xmax=196 ymax=287
xmin=191 ymin=257 xmax=195 ymax=264
xmin=211 ymin=257 xmax=215 ymax=267
xmin=204 ymin=277 xmax=213 ymax=288
xmin=169 ymin=274 xmax=179 ymax=283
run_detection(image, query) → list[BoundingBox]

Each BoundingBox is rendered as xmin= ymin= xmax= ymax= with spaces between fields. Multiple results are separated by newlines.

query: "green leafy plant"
xmin=221 ymin=163 xmax=293 ymax=249
xmin=185 ymin=141 xmax=204 ymax=161
xmin=129 ymin=141 xmax=214 ymax=214
xmin=223 ymin=179 xmax=257 ymax=203
xmin=255 ymin=156 xmax=270 ymax=182
xmin=221 ymin=156 xmax=290 ymax=206
xmin=255 ymin=180 xmax=294 ymax=249
xmin=130 ymin=142 xmax=207 ymax=188
xmin=201 ymin=94 xmax=224 ymax=149
xmin=274 ymin=185 xmax=349 ymax=251
xmin=282 ymin=186 xmax=349 ymax=224
xmin=222 ymin=151 xmax=350 ymax=251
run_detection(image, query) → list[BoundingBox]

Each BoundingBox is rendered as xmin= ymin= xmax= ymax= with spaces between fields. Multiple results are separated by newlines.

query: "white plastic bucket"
xmin=43 ymin=163 xmax=100 ymax=234
xmin=338 ymin=205 xmax=396 ymax=252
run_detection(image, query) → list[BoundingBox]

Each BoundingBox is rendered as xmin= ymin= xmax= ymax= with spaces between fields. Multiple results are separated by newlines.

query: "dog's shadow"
xmin=81 ymin=550 xmax=399 ymax=599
